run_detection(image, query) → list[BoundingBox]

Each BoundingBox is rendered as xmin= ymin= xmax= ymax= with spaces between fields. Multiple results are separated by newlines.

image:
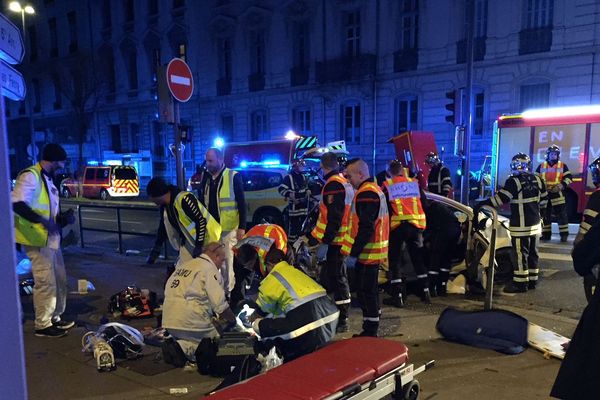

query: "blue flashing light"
xmin=457 ymin=168 xmax=463 ymax=176
xmin=240 ymin=161 xmax=248 ymax=168
xmin=87 ymin=160 xmax=99 ymax=166
xmin=262 ymin=159 xmax=281 ymax=166
xmin=214 ymin=137 xmax=225 ymax=149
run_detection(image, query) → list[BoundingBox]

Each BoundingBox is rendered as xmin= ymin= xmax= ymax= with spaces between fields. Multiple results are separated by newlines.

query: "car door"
xmin=82 ymin=168 xmax=97 ymax=198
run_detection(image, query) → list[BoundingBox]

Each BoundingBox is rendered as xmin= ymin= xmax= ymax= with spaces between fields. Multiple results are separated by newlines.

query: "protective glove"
xmin=58 ymin=209 xmax=75 ymax=227
xmin=41 ymin=218 xmax=60 ymax=235
xmin=552 ymin=184 xmax=564 ymax=193
xmin=316 ymin=244 xmax=328 ymax=261
xmin=146 ymin=248 xmax=160 ymax=264
xmin=345 ymin=256 xmax=358 ymax=269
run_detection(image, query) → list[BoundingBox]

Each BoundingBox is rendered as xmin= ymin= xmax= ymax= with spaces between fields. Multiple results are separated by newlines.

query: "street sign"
xmin=166 ymin=58 xmax=193 ymax=102
xmin=0 ymin=13 xmax=24 ymax=65
xmin=0 ymin=61 xmax=25 ymax=101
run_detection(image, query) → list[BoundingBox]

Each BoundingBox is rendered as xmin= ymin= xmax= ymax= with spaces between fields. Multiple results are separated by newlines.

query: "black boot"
xmin=503 ymin=282 xmax=527 ymax=293
xmin=560 ymin=235 xmax=568 ymax=243
xmin=420 ymin=288 xmax=432 ymax=304
xmin=382 ymin=293 xmax=404 ymax=308
xmin=437 ymin=281 xmax=447 ymax=296
xmin=429 ymin=282 xmax=438 ymax=298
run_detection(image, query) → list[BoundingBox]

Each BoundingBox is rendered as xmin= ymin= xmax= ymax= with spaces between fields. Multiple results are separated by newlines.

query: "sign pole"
xmin=174 ymin=101 xmax=185 ymax=190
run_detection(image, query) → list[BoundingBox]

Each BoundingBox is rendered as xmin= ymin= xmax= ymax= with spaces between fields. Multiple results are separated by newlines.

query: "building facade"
xmin=7 ymin=0 xmax=600 ymax=186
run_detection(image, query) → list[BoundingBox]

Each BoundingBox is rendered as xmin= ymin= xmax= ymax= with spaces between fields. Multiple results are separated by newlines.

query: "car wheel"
xmin=61 ymin=187 xmax=71 ymax=198
xmin=253 ymin=207 xmax=284 ymax=227
xmin=100 ymin=189 xmax=110 ymax=201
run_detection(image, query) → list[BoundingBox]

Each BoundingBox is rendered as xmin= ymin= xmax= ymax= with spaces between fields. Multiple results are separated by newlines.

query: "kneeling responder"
xmin=312 ymin=151 xmax=354 ymax=332
xmin=574 ymin=156 xmax=600 ymax=302
xmin=231 ymin=223 xmax=288 ymax=307
xmin=381 ymin=160 xmax=429 ymax=306
xmin=536 ymin=145 xmax=573 ymax=242
xmin=250 ymin=246 xmax=339 ymax=362
xmin=482 ymin=153 xmax=548 ymax=293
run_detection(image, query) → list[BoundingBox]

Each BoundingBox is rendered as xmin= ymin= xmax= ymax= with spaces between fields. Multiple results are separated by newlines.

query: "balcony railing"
xmin=519 ymin=26 xmax=552 ymax=55
xmin=393 ymin=48 xmax=418 ymax=72
xmin=315 ymin=54 xmax=376 ymax=84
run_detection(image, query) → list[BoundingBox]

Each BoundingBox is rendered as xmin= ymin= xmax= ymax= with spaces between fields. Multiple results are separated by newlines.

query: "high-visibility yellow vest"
xmin=14 ymin=163 xmax=51 ymax=247
xmin=312 ymin=174 xmax=354 ymax=245
xmin=383 ymin=176 xmax=426 ymax=230
xmin=538 ymin=161 xmax=565 ymax=187
xmin=256 ymin=261 xmax=326 ymax=317
xmin=341 ymin=181 xmax=390 ymax=265
xmin=218 ymin=168 xmax=240 ymax=232
xmin=174 ymin=192 xmax=222 ymax=250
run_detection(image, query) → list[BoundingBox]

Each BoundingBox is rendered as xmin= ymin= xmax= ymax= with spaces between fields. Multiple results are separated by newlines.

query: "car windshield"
xmin=114 ymin=168 xmax=137 ymax=180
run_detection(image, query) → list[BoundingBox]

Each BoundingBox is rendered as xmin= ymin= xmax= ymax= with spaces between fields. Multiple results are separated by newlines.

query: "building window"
xmin=126 ymin=49 xmax=138 ymax=91
xmin=110 ymin=125 xmax=122 ymax=153
xmin=173 ymin=0 xmax=185 ymax=9
xmin=129 ymin=123 xmax=139 ymax=152
xmin=341 ymin=102 xmax=361 ymax=144
xmin=250 ymin=110 xmax=268 ymax=141
xmin=67 ymin=11 xmax=77 ymax=53
xmin=344 ymin=10 xmax=360 ymax=58
xmin=218 ymin=37 xmax=232 ymax=79
xmin=28 ymin=25 xmax=37 ymax=61
xmin=250 ymin=30 xmax=265 ymax=75
xmin=474 ymin=0 xmax=488 ymax=38
xmin=474 ymin=91 xmax=484 ymax=136
xmin=520 ymin=82 xmax=550 ymax=111
xmin=125 ymin=0 xmax=135 ymax=22
xmin=524 ymin=0 xmax=553 ymax=29
xmin=220 ymin=113 xmax=234 ymax=142
xmin=52 ymin=74 xmax=61 ymax=110
xmin=394 ymin=96 xmax=418 ymax=134
xmin=148 ymin=0 xmax=158 ymax=15
xmin=102 ymin=0 xmax=111 ymax=29
xmin=293 ymin=107 xmax=311 ymax=136
xmin=48 ymin=18 xmax=58 ymax=57
xmin=32 ymin=79 xmax=41 ymax=113
xmin=293 ymin=21 xmax=309 ymax=68
xmin=400 ymin=0 xmax=418 ymax=50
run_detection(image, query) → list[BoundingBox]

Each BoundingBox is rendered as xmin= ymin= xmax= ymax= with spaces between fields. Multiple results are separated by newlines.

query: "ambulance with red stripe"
xmin=61 ymin=165 xmax=140 ymax=200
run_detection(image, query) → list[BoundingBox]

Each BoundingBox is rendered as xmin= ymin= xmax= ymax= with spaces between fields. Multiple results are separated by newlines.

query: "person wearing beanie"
xmin=11 ymin=143 xmax=76 ymax=338
xmin=146 ymin=177 xmax=222 ymax=269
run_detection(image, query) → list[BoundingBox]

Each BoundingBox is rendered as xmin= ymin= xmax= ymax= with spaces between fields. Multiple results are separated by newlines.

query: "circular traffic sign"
xmin=166 ymin=58 xmax=194 ymax=102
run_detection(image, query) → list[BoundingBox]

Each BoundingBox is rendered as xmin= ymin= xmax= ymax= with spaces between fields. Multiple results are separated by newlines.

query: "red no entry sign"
xmin=166 ymin=58 xmax=194 ymax=102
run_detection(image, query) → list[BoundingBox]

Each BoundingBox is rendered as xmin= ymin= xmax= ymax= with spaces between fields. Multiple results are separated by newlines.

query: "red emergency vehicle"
xmin=492 ymin=105 xmax=600 ymax=219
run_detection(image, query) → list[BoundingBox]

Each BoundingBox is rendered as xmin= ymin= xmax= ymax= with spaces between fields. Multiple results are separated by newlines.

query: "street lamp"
xmin=9 ymin=1 xmax=36 ymax=164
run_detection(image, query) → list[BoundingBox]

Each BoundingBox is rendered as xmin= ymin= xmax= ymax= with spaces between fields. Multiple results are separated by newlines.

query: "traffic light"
xmin=445 ymin=90 xmax=457 ymax=124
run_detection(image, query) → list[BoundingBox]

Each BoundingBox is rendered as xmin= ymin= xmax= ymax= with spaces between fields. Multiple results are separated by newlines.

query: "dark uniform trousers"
xmin=324 ymin=245 xmax=350 ymax=321
xmin=354 ymin=263 xmax=380 ymax=335
xmin=389 ymin=222 xmax=428 ymax=296
xmin=542 ymin=193 xmax=569 ymax=240
xmin=510 ymin=235 xmax=540 ymax=285
xmin=427 ymin=223 xmax=461 ymax=292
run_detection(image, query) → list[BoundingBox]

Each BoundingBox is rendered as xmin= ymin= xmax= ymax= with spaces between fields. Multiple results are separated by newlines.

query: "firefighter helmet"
xmin=546 ymin=145 xmax=561 ymax=161
xmin=510 ymin=153 xmax=532 ymax=174
xmin=424 ymin=152 xmax=440 ymax=166
xmin=590 ymin=156 xmax=600 ymax=186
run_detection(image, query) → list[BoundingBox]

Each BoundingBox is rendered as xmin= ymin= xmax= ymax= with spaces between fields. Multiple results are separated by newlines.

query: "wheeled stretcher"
xmin=204 ymin=337 xmax=434 ymax=400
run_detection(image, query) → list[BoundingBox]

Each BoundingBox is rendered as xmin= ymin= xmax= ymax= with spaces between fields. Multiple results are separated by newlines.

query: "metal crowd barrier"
xmin=61 ymin=199 xmax=168 ymax=258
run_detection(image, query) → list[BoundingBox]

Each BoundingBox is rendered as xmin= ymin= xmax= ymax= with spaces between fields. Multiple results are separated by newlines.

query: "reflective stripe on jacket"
xmin=383 ymin=176 xmax=426 ymax=230
xmin=218 ymin=169 xmax=240 ymax=232
xmin=174 ymin=192 xmax=221 ymax=251
xmin=312 ymin=174 xmax=354 ymax=245
xmin=243 ymin=224 xmax=288 ymax=275
xmin=14 ymin=163 xmax=50 ymax=247
xmin=341 ymin=181 xmax=390 ymax=265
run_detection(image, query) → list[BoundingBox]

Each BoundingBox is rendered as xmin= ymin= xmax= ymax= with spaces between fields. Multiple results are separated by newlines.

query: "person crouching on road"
xmin=250 ymin=246 xmax=339 ymax=362
xmin=481 ymin=153 xmax=548 ymax=293
xmin=311 ymin=151 xmax=354 ymax=333
xmin=12 ymin=143 xmax=76 ymax=338
xmin=341 ymin=158 xmax=390 ymax=337
xmin=162 ymin=242 xmax=236 ymax=362
xmin=230 ymin=223 xmax=288 ymax=307
xmin=381 ymin=159 xmax=429 ymax=306
xmin=147 ymin=177 xmax=221 ymax=268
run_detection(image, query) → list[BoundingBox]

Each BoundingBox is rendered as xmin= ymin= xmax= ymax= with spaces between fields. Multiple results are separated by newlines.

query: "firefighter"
xmin=278 ymin=159 xmax=310 ymax=242
xmin=251 ymin=246 xmax=339 ymax=361
xmin=311 ymin=151 xmax=354 ymax=332
xmin=573 ymin=156 xmax=600 ymax=302
xmin=202 ymin=147 xmax=247 ymax=296
xmin=341 ymin=158 xmax=389 ymax=337
xmin=380 ymin=160 xmax=430 ymax=306
xmin=147 ymin=177 xmax=222 ymax=267
xmin=425 ymin=152 xmax=453 ymax=197
xmin=536 ymin=145 xmax=573 ymax=242
xmin=231 ymin=224 xmax=288 ymax=307
xmin=482 ymin=153 xmax=548 ymax=293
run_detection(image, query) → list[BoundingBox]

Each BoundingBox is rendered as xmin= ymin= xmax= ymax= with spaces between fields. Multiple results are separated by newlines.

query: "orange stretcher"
xmin=204 ymin=337 xmax=434 ymax=400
